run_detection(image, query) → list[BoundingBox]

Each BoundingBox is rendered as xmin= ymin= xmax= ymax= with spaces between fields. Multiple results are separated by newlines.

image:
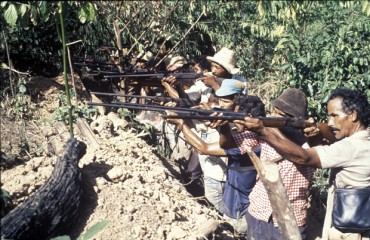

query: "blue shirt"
xmin=222 ymin=148 xmax=257 ymax=219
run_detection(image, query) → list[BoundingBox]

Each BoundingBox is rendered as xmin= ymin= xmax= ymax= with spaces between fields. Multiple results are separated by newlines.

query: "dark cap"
xmin=271 ymin=88 xmax=307 ymax=118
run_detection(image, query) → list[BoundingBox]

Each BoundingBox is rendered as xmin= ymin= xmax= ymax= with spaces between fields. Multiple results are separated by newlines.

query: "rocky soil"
xmin=0 ymin=75 xmax=323 ymax=240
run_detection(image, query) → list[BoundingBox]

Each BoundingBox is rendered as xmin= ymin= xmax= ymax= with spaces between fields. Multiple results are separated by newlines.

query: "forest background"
xmin=1 ymin=0 xmax=370 ymax=229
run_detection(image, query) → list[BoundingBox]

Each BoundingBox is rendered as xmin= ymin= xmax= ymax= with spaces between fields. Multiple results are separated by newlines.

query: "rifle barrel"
xmin=162 ymin=115 xmax=307 ymax=128
xmin=87 ymin=102 xmax=188 ymax=114
xmin=73 ymin=62 xmax=117 ymax=67
xmin=87 ymin=101 xmax=307 ymax=128
xmin=103 ymin=72 xmax=203 ymax=79
xmin=88 ymin=101 xmax=245 ymax=116
xmin=87 ymin=101 xmax=239 ymax=115
xmin=90 ymin=92 xmax=197 ymax=105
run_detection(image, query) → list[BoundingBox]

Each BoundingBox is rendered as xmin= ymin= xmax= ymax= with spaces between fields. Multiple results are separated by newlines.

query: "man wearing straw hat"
xmin=187 ymin=47 xmax=247 ymax=212
xmin=134 ymin=51 xmax=154 ymax=71
xmin=200 ymin=47 xmax=247 ymax=93
xmin=160 ymin=48 xmax=248 ymax=212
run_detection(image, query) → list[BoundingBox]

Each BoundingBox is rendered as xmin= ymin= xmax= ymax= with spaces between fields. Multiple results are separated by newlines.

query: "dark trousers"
xmin=187 ymin=151 xmax=202 ymax=180
xmin=245 ymin=211 xmax=307 ymax=240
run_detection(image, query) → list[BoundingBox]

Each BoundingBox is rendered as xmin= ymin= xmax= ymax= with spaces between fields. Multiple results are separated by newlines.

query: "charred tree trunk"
xmin=1 ymin=138 xmax=87 ymax=240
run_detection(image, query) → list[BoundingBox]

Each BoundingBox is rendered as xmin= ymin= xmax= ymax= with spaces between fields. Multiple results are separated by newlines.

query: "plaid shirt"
xmin=233 ymin=131 xmax=315 ymax=226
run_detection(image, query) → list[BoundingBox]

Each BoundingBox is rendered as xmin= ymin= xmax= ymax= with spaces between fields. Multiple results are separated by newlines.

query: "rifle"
xmin=161 ymin=109 xmax=336 ymax=141
xmin=73 ymin=62 xmax=118 ymax=68
xmin=86 ymin=101 xmax=313 ymax=128
xmin=89 ymin=92 xmax=198 ymax=107
xmin=102 ymin=72 xmax=203 ymax=80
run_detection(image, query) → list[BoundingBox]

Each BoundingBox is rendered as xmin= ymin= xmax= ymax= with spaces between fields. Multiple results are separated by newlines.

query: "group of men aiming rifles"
xmin=73 ymin=41 xmax=370 ymax=240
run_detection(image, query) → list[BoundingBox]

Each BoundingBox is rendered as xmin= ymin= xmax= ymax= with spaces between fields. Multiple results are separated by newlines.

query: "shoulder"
xmin=231 ymin=74 xmax=247 ymax=82
xmin=314 ymin=133 xmax=370 ymax=168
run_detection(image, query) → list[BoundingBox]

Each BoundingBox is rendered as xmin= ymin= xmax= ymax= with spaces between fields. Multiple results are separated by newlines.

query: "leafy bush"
xmin=48 ymin=86 xmax=99 ymax=125
xmin=271 ymin=1 xmax=370 ymax=120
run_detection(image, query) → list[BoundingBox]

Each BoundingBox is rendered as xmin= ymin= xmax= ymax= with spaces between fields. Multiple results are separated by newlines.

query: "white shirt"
xmin=315 ymin=130 xmax=370 ymax=188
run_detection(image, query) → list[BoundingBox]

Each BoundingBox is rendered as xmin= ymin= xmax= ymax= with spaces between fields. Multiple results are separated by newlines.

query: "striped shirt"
xmin=233 ymin=131 xmax=315 ymax=226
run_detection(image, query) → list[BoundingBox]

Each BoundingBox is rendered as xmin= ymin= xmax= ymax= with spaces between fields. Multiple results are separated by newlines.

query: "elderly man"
xmin=235 ymin=88 xmax=370 ymax=240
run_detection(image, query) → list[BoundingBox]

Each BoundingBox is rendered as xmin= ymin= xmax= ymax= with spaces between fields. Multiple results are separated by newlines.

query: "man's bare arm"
xmin=165 ymin=117 xmax=226 ymax=156
xmin=217 ymin=124 xmax=237 ymax=149
xmin=235 ymin=117 xmax=322 ymax=168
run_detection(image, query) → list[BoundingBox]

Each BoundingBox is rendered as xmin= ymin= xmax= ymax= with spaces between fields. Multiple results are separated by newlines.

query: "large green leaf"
xmin=39 ymin=1 xmax=50 ymax=22
xmin=20 ymin=4 xmax=27 ymax=16
xmin=50 ymin=236 xmax=71 ymax=240
xmin=4 ymin=4 xmax=18 ymax=26
xmin=86 ymin=2 xmax=95 ymax=22
xmin=78 ymin=7 xmax=87 ymax=23
xmin=30 ymin=4 xmax=38 ymax=25
xmin=77 ymin=220 xmax=108 ymax=240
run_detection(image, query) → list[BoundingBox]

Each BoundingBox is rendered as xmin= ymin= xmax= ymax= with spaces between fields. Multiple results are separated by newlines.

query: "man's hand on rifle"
xmin=303 ymin=117 xmax=320 ymax=138
xmin=162 ymin=103 xmax=184 ymax=128
xmin=164 ymin=112 xmax=183 ymax=126
xmin=304 ymin=117 xmax=337 ymax=146
xmin=161 ymin=76 xmax=177 ymax=86
xmin=234 ymin=117 xmax=266 ymax=135
xmin=191 ymin=102 xmax=212 ymax=110
xmin=198 ymin=76 xmax=220 ymax=90
xmin=162 ymin=77 xmax=180 ymax=98
xmin=207 ymin=113 xmax=228 ymax=129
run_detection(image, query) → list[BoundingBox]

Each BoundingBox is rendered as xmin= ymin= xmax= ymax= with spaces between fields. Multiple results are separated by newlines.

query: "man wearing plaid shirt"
xmin=233 ymin=130 xmax=315 ymax=240
xmin=216 ymin=88 xmax=315 ymax=239
xmin=234 ymin=88 xmax=370 ymax=240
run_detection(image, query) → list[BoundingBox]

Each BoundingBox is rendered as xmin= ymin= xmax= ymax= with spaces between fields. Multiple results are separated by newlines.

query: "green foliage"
xmin=51 ymin=94 xmax=99 ymax=125
xmin=0 ymin=71 xmax=32 ymax=119
xmin=0 ymin=188 xmax=13 ymax=218
xmin=311 ymin=169 xmax=330 ymax=198
xmin=270 ymin=1 xmax=370 ymax=120
xmin=0 ymin=1 xmax=98 ymax=76
xmin=50 ymin=220 xmax=108 ymax=240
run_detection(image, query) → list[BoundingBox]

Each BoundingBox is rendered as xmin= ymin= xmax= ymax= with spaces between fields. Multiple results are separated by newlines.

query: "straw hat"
xmin=136 ymin=51 xmax=154 ymax=62
xmin=166 ymin=56 xmax=187 ymax=71
xmin=271 ymin=88 xmax=307 ymax=119
xmin=215 ymin=79 xmax=246 ymax=97
xmin=207 ymin=47 xmax=240 ymax=74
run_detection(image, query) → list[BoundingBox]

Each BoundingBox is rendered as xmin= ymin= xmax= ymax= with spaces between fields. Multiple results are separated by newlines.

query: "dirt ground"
xmin=0 ymin=75 xmax=324 ymax=240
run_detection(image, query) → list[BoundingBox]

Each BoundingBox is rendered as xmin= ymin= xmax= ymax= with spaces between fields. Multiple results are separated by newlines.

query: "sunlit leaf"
xmin=20 ymin=4 xmax=27 ymax=16
xmin=4 ymin=4 xmax=18 ymax=26
xmin=78 ymin=7 xmax=87 ymax=23
xmin=86 ymin=2 xmax=95 ymax=22
xmin=77 ymin=220 xmax=108 ymax=240
xmin=30 ymin=5 xmax=38 ymax=25
xmin=19 ymin=84 xmax=27 ymax=93
xmin=39 ymin=1 xmax=50 ymax=22
xmin=50 ymin=236 xmax=71 ymax=240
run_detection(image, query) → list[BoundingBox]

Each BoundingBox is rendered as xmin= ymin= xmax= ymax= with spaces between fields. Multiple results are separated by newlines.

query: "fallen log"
xmin=1 ymin=138 xmax=87 ymax=240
